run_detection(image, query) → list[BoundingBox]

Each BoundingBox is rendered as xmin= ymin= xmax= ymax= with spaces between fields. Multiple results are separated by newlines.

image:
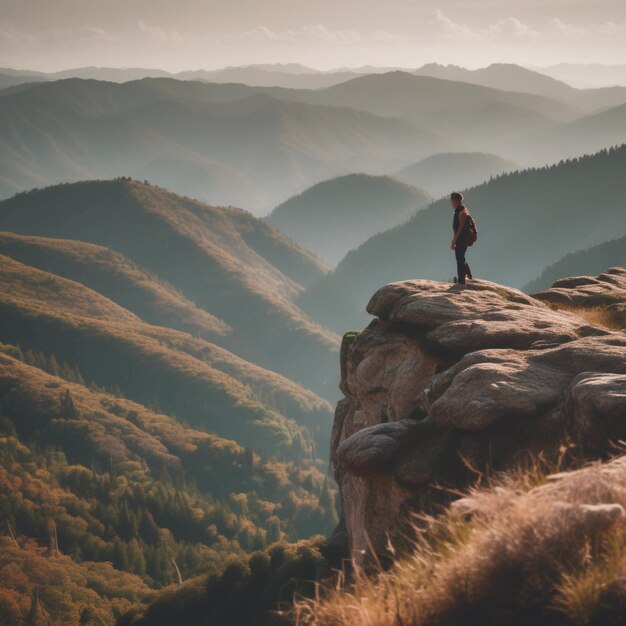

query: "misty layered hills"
xmin=512 ymin=102 xmax=626 ymax=164
xmin=0 ymin=71 xmax=47 ymax=90
xmin=0 ymin=64 xmax=359 ymax=88
xmin=298 ymin=145 xmax=626 ymax=331
xmin=266 ymin=174 xmax=432 ymax=266
xmin=0 ymin=78 xmax=447 ymax=212
xmin=0 ymin=180 xmax=340 ymax=397
xmin=535 ymin=63 xmax=626 ymax=89
xmin=415 ymin=62 xmax=577 ymax=101
xmin=414 ymin=62 xmax=626 ymax=114
xmin=524 ymin=235 xmax=626 ymax=293
xmin=296 ymin=72 xmax=578 ymax=144
xmin=178 ymin=66 xmax=361 ymax=88
xmin=396 ymin=152 xmax=518 ymax=198
xmin=5 ymin=71 xmax=626 ymax=211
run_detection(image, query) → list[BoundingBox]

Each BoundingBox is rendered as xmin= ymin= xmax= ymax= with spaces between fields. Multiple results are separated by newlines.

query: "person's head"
xmin=450 ymin=192 xmax=464 ymax=208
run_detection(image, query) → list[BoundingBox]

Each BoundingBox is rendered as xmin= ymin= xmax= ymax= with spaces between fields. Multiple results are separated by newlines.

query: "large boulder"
xmin=330 ymin=270 xmax=626 ymax=566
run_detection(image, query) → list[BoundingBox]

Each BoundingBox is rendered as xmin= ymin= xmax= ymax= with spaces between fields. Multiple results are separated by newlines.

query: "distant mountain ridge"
xmin=395 ymin=152 xmax=518 ymax=198
xmin=4 ymin=71 xmax=626 ymax=210
xmin=0 ymin=78 xmax=448 ymax=212
xmin=415 ymin=62 xmax=577 ymax=100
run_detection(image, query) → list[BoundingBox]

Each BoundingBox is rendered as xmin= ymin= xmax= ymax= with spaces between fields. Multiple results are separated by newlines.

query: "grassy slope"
xmin=299 ymin=456 xmax=626 ymax=626
xmin=267 ymin=174 xmax=433 ymax=266
xmin=0 ymin=180 xmax=340 ymax=398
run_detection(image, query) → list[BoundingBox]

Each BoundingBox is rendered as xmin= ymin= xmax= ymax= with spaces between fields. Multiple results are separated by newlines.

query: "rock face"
xmin=330 ymin=269 xmax=626 ymax=566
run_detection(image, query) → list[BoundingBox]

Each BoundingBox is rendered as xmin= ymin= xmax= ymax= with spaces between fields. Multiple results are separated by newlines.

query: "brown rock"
xmin=331 ymin=268 xmax=626 ymax=566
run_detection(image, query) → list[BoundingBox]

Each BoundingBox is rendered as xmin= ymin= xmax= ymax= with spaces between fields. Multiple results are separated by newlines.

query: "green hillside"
xmin=524 ymin=235 xmax=626 ymax=292
xmin=298 ymin=145 xmax=626 ymax=331
xmin=0 ymin=180 xmax=339 ymax=398
xmin=396 ymin=152 xmax=518 ymax=198
xmin=267 ymin=174 xmax=432 ymax=266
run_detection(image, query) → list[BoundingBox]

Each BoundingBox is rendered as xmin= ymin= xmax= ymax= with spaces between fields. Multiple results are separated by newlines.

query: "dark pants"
xmin=455 ymin=244 xmax=471 ymax=284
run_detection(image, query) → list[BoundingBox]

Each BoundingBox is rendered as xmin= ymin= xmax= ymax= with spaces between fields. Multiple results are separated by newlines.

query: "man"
xmin=450 ymin=192 xmax=474 ymax=285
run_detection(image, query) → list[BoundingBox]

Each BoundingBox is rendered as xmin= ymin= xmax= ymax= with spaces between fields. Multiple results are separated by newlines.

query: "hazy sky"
xmin=2 ymin=0 xmax=626 ymax=72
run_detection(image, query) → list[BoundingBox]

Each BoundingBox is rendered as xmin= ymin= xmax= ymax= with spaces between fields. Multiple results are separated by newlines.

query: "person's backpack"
xmin=465 ymin=214 xmax=478 ymax=246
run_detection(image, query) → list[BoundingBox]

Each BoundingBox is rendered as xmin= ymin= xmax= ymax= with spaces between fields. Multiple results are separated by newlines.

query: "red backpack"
xmin=465 ymin=214 xmax=478 ymax=246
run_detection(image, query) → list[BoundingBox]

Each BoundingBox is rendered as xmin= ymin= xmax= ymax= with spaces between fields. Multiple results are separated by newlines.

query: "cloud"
xmin=137 ymin=20 xmax=203 ymax=45
xmin=427 ymin=10 xmax=626 ymax=44
xmin=231 ymin=24 xmax=407 ymax=44
xmin=427 ymin=10 xmax=539 ymax=41
xmin=0 ymin=24 xmax=117 ymax=50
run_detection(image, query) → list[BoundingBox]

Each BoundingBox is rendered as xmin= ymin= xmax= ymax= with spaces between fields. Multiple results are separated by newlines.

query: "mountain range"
xmin=0 ymin=78 xmax=448 ymax=213
xmin=4 ymin=68 xmax=626 ymax=215
xmin=3 ymin=57 xmax=626 ymax=626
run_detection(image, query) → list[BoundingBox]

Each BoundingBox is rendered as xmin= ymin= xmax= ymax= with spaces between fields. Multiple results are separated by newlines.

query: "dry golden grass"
xmin=297 ymin=455 xmax=626 ymax=626
xmin=552 ymin=303 xmax=625 ymax=331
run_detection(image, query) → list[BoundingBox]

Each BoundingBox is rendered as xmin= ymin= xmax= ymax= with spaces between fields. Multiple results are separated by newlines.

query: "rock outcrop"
xmin=533 ymin=266 xmax=626 ymax=329
xmin=329 ymin=269 xmax=626 ymax=566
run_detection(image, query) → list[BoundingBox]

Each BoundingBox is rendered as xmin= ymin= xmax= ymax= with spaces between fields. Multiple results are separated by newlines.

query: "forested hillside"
xmin=0 ymin=198 xmax=341 ymax=622
xmin=0 ymin=180 xmax=340 ymax=398
xmin=0 ymin=351 xmax=337 ymax=623
xmin=524 ymin=235 xmax=626 ymax=292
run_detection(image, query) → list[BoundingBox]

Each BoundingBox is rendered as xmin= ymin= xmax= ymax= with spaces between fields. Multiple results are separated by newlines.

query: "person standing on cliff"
xmin=450 ymin=192 xmax=475 ymax=285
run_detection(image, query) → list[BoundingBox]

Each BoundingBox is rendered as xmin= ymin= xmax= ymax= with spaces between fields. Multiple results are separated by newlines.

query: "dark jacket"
xmin=453 ymin=205 xmax=471 ymax=245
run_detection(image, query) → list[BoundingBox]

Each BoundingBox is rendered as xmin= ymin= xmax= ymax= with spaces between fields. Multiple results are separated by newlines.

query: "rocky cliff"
xmin=329 ymin=268 xmax=626 ymax=566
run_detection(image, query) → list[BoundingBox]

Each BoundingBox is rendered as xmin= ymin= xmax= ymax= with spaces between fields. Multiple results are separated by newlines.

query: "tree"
xmin=59 ymin=389 xmax=79 ymax=420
